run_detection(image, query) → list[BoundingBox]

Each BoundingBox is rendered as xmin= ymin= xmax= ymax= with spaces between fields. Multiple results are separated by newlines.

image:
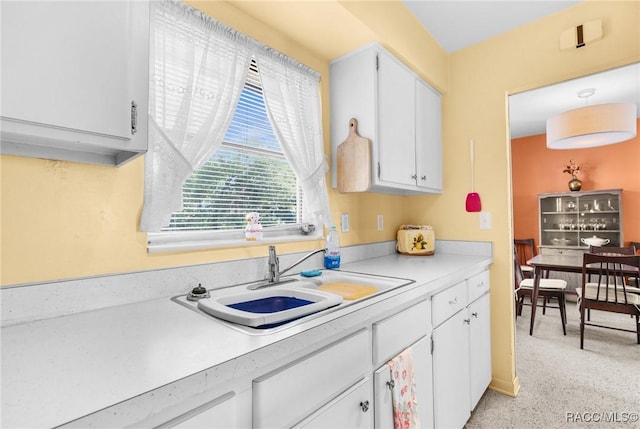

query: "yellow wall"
xmin=1 ymin=0 xmax=639 ymax=399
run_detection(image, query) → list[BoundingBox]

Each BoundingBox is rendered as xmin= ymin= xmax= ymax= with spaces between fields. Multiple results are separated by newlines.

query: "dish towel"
xmin=388 ymin=347 xmax=420 ymax=429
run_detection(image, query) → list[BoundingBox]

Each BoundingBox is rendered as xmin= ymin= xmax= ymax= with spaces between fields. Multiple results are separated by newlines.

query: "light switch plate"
xmin=377 ymin=214 xmax=384 ymax=231
xmin=479 ymin=211 xmax=492 ymax=229
xmin=341 ymin=213 xmax=350 ymax=233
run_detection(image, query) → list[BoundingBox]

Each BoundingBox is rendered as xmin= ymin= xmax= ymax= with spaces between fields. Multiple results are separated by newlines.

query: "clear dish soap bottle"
xmin=324 ymin=226 xmax=341 ymax=269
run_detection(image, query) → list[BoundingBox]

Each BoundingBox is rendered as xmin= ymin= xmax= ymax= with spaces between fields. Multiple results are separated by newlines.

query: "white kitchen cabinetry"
xmin=0 ymin=0 xmax=149 ymax=166
xmin=253 ymin=329 xmax=371 ymax=428
xmin=329 ymin=43 xmax=442 ymax=195
xmin=468 ymin=292 xmax=491 ymax=410
xmin=374 ymin=337 xmax=433 ymax=429
xmin=432 ymin=271 xmax=491 ymax=429
xmin=372 ymin=300 xmax=433 ymax=429
xmin=415 ymin=79 xmax=443 ymax=192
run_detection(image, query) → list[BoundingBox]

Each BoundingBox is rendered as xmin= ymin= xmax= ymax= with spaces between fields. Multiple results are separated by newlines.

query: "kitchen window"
xmin=142 ymin=0 xmax=330 ymax=253
xmin=163 ymin=60 xmax=303 ymax=233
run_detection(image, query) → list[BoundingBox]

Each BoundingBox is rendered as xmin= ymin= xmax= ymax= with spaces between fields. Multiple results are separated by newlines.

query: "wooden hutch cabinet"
xmin=537 ymin=189 xmax=623 ymax=293
xmin=538 ymin=189 xmax=623 ymax=255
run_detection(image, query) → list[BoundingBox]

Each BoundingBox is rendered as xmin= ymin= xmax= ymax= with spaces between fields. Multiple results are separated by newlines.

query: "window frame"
xmin=146 ymin=61 xmax=321 ymax=253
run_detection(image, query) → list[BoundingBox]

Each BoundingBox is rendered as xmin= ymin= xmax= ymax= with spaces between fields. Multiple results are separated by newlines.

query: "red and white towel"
xmin=388 ymin=347 xmax=419 ymax=429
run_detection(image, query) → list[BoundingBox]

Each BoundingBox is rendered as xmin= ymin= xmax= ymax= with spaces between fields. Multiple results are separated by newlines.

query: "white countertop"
xmin=1 ymin=250 xmax=492 ymax=428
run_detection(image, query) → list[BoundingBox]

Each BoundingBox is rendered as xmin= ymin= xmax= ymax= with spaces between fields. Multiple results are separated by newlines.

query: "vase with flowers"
xmin=563 ymin=160 xmax=582 ymax=191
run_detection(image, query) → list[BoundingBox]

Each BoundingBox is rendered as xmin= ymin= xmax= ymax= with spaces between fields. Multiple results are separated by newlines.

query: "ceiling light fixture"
xmin=546 ymin=88 xmax=637 ymax=149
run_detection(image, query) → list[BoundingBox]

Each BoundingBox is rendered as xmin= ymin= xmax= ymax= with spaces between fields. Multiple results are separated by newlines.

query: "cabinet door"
xmin=376 ymin=48 xmax=416 ymax=187
xmin=295 ymin=378 xmax=372 ymax=429
xmin=415 ymin=79 xmax=442 ymax=192
xmin=432 ymin=310 xmax=471 ymax=429
xmin=1 ymin=0 xmax=149 ymax=165
xmin=468 ymin=293 xmax=492 ymax=410
xmin=374 ymin=336 xmax=434 ymax=429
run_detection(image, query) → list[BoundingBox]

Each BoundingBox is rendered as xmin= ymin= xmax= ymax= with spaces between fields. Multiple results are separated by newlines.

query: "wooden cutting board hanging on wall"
xmin=337 ymin=118 xmax=371 ymax=193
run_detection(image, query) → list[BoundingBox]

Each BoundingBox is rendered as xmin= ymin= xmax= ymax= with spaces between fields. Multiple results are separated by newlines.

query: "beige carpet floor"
xmin=465 ymin=299 xmax=640 ymax=429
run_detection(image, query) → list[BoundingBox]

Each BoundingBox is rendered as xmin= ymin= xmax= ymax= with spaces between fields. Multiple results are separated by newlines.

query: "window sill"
xmin=147 ymin=230 xmax=323 ymax=254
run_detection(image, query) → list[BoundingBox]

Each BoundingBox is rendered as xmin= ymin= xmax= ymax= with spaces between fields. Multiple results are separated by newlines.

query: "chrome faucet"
xmin=266 ymin=245 xmax=326 ymax=284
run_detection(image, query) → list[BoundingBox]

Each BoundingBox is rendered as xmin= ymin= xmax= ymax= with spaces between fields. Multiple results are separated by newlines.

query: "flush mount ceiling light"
xmin=546 ymin=88 xmax=637 ymax=149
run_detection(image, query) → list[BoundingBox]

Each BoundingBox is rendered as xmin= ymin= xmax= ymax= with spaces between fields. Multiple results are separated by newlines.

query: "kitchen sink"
xmin=196 ymin=287 xmax=343 ymax=329
xmin=171 ymin=270 xmax=414 ymax=334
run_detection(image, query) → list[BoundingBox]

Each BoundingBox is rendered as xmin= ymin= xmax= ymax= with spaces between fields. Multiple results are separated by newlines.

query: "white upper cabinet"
xmin=330 ymin=42 xmax=442 ymax=194
xmin=415 ymin=79 xmax=443 ymax=192
xmin=1 ymin=0 xmax=150 ymax=166
xmin=376 ymin=48 xmax=416 ymax=188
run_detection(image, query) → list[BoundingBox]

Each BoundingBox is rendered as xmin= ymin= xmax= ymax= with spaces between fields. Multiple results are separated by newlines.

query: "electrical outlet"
xmin=377 ymin=214 xmax=384 ymax=231
xmin=341 ymin=213 xmax=350 ymax=233
xmin=479 ymin=211 xmax=492 ymax=229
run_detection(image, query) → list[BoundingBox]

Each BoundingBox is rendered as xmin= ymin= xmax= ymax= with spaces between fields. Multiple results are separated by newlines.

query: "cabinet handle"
xmin=131 ymin=101 xmax=138 ymax=135
xmin=411 ymin=174 xmax=417 ymax=180
xmin=464 ymin=318 xmax=471 ymax=325
xmin=472 ymin=312 xmax=478 ymax=318
xmin=360 ymin=400 xmax=370 ymax=412
xmin=421 ymin=175 xmax=427 ymax=181
xmin=448 ymin=297 xmax=458 ymax=305
xmin=386 ymin=380 xmax=395 ymax=390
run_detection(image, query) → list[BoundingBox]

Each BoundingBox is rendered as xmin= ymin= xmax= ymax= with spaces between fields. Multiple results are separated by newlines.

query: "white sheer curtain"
xmin=257 ymin=52 xmax=333 ymax=228
xmin=141 ymin=0 xmax=332 ymax=233
xmin=140 ymin=0 xmax=253 ymax=231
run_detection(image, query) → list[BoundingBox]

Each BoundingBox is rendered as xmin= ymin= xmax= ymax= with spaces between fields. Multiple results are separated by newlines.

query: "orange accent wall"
xmin=512 ymin=118 xmax=640 ymax=249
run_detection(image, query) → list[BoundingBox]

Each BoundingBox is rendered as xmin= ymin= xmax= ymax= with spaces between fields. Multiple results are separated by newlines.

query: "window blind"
xmin=163 ymin=61 xmax=303 ymax=232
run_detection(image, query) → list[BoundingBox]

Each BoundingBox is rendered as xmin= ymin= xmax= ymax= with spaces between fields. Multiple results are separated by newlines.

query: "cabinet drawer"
xmin=432 ymin=281 xmax=468 ymax=327
xmin=372 ymin=300 xmax=430 ymax=366
xmin=468 ymin=270 xmax=490 ymax=303
xmin=293 ymin=377 xmax=372 ymax=428
xmin=253 ymin=329 xmax=370 ymax=428
xmin=539 ymin=247 xmax=585 ymax=256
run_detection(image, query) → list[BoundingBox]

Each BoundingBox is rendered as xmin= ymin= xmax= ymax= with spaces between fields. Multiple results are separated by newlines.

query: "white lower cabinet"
xmin=432 ymin=308 xmax=472 ymax=429
xmin=374 ymin=335 xmax=433 ymax=429
xmin=294 ymin=377 xmax=373 ymax=429
xmin=432 ymin=270 xmax=491 ymax=429
xmin=468 ymin=292 xmax=492 ymax=410
xmin=371 ymin=299 xmax=433 ymax=428
xmin=253 ymin=329 xmax=371 ymax=428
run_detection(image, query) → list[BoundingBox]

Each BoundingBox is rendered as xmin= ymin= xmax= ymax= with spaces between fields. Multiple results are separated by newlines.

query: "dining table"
xmin=526 ymin=252 xmax=639 ymax=335
xmin=526 ymin=253 xmax=585 ymax=335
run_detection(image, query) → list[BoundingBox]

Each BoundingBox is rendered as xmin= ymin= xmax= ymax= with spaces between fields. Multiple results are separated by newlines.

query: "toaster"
xmin=396 ymin=225 xmax=435 ymax=256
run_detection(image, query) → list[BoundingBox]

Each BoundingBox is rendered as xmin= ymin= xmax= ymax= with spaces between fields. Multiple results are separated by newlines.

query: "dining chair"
xmin=588 ymin=245 xmax=637 ymax=256
xmin=578 ymin=253 xmax=640 ymax=349
xmin=630 ymin=242 xmax=640 ymax=286
xmin=514 ymin=248 xmax=567 ymax=335
xmin=585 ymin=245 xmax=637 ymax=320
xmin=514 ymin=238 xmax=536 ymax=279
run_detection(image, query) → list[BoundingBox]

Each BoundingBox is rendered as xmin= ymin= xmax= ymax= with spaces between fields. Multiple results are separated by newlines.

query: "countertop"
xmin=1 ymin=250 xmax=492 ymax=428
